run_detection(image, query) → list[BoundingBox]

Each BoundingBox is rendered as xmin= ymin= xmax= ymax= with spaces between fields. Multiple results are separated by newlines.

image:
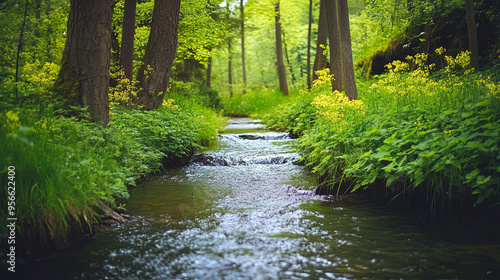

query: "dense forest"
xmin=1 ymin=0 xmax=499 ymax=262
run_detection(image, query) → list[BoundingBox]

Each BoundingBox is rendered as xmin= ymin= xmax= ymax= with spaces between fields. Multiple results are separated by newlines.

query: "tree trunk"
xmin=324 ymin=0 xmax=342 ymax=92
xmin=240 ymin=0 xmax=246 ymax=94
xmin=52 ymin=0 xmax=113 ymax=126
xmin=228 ymin=37 xmax=233 ymax=97
xmin=465 ymin=0 xmax=479 ymax=69
xmin=34 ymin=0 xmax=42 ymax=38
xmin=337 ymin=0 xmax=357 ymax=100
xmin=306 ymin=0 xmax=313 ymax=89
xmin=313 ymin=0 xmax=328 ymax=81
xmin=275 ymin=1 xmax=288 ymax=95
xmin=282 ymin=30 xmax=296 ymax=85
xmin=206 ymin=52 xmax=212 ymax=88
xmin=226 ymin=1 xmax=233 ymax=97
xmin=120 ymin=0 xmax=136 ymax=80
xmin=14 ymin=0 xmax=29 ymax=100
xmin=135 ymin=0 xmax=181 ymax=110
xmin=111 ymin=28 xmax=120 ymax=72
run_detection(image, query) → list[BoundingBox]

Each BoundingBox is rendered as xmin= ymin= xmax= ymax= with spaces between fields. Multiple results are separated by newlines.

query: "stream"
xmin=22 ymin=118 xmax=500 ymax=279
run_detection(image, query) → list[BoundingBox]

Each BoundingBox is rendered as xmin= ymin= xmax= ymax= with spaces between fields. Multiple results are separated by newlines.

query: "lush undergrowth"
xmin=266 ymin=51 xmax=500 ymax=216
xmin=220 ymin=88 xmax=291 ymax=118
xmin=0 ymin=96 xmax=223 ymax=253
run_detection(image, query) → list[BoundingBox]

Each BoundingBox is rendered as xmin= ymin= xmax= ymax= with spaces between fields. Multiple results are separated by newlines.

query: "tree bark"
xmin=14 ymin=0 xmax=29 ymax=100
xmin=240 ymin=0 xmax=246 ymax=94
xmin=324 ymin=0 xmax=342 ymax=92
xmin=275 ymin=1 xmax=288 ymax=95
xmin=465 ymin=0 xmax=479 ymax=69
xmin=228 ymin=37 xmax=233 ymax=97
xmin=120 ymin=0 xmax=136 ymax=80
xmin=337 ymin=0 xmax=357 ymax=100
xmin=227 ymin=1 xmax=233 ymax=97
xmin=52 ymin=0 xmax=113 ymax=126
xmin=34 ymin=0 xmax=42 ymax=38
xmin=206 ymin=52 xmax=212 ymax=88
xmin=282 ymin=30 xmax=296 ymax=85
xmin=306 ymin=0 xmax=313 ymax=89
xmin=313 ymin=0 xmax=328 ymax=81
xmin=135 ymin=0 xmax=181 ymax=110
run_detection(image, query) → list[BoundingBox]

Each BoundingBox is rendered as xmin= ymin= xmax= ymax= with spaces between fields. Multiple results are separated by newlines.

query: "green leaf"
xmin=476 ymin=175 xmax=491 ymax=186
xmin=465 ymin=168 xmax=480 ymax=182
xmin=371 ymin=149 xmax=390 ymax=160
xmin=359 ymin=150 xmax=373 ymax=158
xmin=420 ymin=150 xmax=437 ymax=158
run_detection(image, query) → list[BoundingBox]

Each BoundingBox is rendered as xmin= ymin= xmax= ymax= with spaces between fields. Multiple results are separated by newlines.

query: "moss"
xmin=361 ymin=4 xmax=500 ymax=77
xmin=52 ymin=67 xmax=80 ymax=113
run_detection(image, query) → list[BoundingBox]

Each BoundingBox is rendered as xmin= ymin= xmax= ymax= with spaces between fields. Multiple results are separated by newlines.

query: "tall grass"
xmin=0 ymin=97 xmax=223 ymax=252
xmin=220 ymin=88 xmax=291 ymax=118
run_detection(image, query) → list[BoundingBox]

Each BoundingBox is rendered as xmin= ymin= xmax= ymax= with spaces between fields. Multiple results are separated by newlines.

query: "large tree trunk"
xmin=275 ymin=1 xmax=288 ymax=95
xmin=337 ymin=0 xmax=357 ymax=100
xmin=120 ymin=0 xmax=136 ymax=80
xmin=52 ymin=0 xmax=113 ymax=126
xmin=135 ymin=0 xmax=180 ymax=110
xmin=465 ymin=0 xmax=479 ymax=69
xmin=313 ymin=0 xmax=328 ymax=81
xmin=324 ymin=0 xmax=343 ymax=92
xmin=240 ymin=0 xmax=246 ymax=94
xmin=306 ymin=0 xmax=313 ymax=89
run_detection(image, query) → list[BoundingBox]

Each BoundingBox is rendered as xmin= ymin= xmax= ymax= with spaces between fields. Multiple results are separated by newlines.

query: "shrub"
xmin=0 ymin=97 xmax=223 ymax=251
xmin=266 ymin=50 xmax=500 ymax=212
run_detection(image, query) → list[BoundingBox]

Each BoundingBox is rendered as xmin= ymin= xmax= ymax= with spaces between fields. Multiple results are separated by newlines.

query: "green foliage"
xmin=0 ymin=98 xmax=223 ymax=250
xmin=264 ymin=89 xmax=317 ymax=135
xmin=221 ymin=88 xmax=290 ymax=118
xmin=350 ymin=0 xmax=408 ymax=63
xmin=360 ymin=0 xmax=500 ymax=76
xmin=0 ymin=0 xmax=68 ymax=98
xmin=266 ymin=51 xmax=500 ymax=212
xmin=211 ymin=0 xmax=312 ymax=94
xmin=169 ymin=80 xmax=222 ymax=109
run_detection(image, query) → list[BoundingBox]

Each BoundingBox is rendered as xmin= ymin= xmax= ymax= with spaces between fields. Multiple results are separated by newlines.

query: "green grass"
xmin=0 ymin=97 xmax=223 ymax=252
xmin=220 ymin=88 xmax=291 ymax=118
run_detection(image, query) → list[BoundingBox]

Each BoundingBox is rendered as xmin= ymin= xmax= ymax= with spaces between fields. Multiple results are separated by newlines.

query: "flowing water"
xmin=21 ymin=119 xmax=500 ymax=279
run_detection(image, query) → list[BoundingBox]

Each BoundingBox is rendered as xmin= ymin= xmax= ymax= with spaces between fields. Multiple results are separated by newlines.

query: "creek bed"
xmin=21 ymin=118 xmax=500 ymax=279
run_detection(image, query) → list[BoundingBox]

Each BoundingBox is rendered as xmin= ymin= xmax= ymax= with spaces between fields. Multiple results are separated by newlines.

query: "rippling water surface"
xmin=24 ymin=119 xmax=500 ymax=279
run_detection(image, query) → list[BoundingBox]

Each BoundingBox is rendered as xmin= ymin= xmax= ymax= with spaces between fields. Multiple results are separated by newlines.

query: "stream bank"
xmin=9 ymin=118 xmax=500 ymax=280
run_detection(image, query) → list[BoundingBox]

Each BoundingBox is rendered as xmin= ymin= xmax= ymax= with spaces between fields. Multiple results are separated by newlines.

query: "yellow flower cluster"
xmin=372 ymin=54 xmax=442 ymax=102
xmin=31 ymin=119 xmax=54 ymax=134
xmin=386 ymin=60 xmax=409 ymax=73
xmin=5 ymin=111 xmax=20 ymax=131
xmin=486 ymin=82 xmax=499 ymax=98
xmin=21 ymin=60 xmax=59 ymax=90
xmin=312 ymin=68 xmax=334 ymax=88
xmin=413 ymin=115 xmax=423 ymax=127
xmin=444 ymin=51 xmax=473 ymax=76
xmin=435 ymin=47 xmax=446 ymax=55
xmin=162 ymin=99 xmax=179 ymax=110
xmin=311 ymin=91 xmax=366 ymax=131
xmin=109 ymin=67 xmax=140 ymax=110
